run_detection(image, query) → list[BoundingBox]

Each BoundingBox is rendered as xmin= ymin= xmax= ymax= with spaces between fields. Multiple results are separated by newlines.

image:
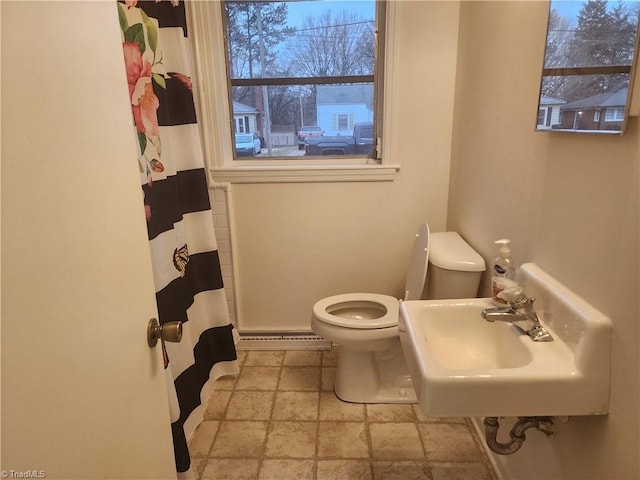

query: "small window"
xmin=337 ymin=114 xmax=349 ymax=131
xmin=221 ymin=0 xmax=384 ymax=160
xmin=537 ymin=107 xmax=548 ymax=126
xmin=536 ymin=0 xmax=640 ymax=134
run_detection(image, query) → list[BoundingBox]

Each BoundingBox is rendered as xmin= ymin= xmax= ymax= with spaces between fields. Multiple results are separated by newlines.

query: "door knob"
xmin=147 ymin=318 xmax=183 ymax=348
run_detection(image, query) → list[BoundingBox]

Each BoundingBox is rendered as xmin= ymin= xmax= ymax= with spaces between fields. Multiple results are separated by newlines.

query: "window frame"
xmin=536 ymin=0 xmax=640 ymax=134
xmin=186 ymin=0 xmax=400 ymax=184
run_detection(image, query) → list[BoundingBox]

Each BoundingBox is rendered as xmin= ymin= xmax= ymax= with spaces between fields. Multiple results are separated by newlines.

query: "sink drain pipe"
xmin=483 ymin=416 xmax=555 ymax=455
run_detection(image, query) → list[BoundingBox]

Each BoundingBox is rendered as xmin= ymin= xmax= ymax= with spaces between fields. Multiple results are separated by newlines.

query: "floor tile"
xmin=244 ymin=350 xmax=285 ymax=366
xmin=201 ymin=458 xmax=260 ymax=480
xmin=283 ymin=350 xmax=322 ymax=366
xmin=366 ymin=403 xmax=416 ymax=422
xmin=204 ymin=390 xmax=232 ymax=420
xmin=189 ymin=420 xmax=220 ymax=456
xmin=430 ymin=461 xmax=495 ymax=480
xmin=235 ymin=351 xmax=248 ymax=366
xmin=272 ymin=391 xmax=319 ymax=421
xmin=278 ymin=366 xmax=321 ymax=391
xmin=193 ymin=349 xmax=495 ymax=480
xmin=321 ymin=367 xmax=336 ymax=392
xmin=265 ymin=421 xmax=317 ymax=458
xmin=214 ymin=374 xmax=238 ymax=391
xmin=316 ymin=459 xmax=372 ymax=480
xmin=317 ymin=422 xmax=369 ymax=459
xmin=419 ymin=423 xmax=483 ymax=462
xmin=373 ymin=460 xmax=431 ymax=480
xmin=369 ymin=423 xmax=424 ymax=460
xmin=235 ymin=366 xmax=280 ymax=391
xmin=258 ymin=459 xmax=314 ymax=480
xmin=225 ymin=391 xmax=274 ymax=421
xmin=191 ymin=456 xmax=209 ymax=479
xmin=210 ymin=421 xmax=268 ymax=458
xmin=319 ymin=392 xmax=365 ymax=421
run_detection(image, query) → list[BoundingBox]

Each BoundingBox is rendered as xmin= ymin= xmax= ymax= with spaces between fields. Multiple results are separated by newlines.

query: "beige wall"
xmin=230 ymin=1 xmax=461 ymax=331
xmin=226 ymin=1 xmax=639 ymax=477
xmin=449 ymin=2 xmax=639 ymax=479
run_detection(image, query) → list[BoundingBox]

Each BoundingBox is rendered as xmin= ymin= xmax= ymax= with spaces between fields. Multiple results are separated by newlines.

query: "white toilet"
xmin=311 ymin=223 xmax=485 ymax=403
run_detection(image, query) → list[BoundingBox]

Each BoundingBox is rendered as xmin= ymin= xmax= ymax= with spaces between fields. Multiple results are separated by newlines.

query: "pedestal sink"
xmin=398 ymin=262 xmax=612 ymax=417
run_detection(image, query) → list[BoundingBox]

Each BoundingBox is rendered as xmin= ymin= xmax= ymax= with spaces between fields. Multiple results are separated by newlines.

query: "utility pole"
xmin=256 ymin=6 xmax=272 ymax=155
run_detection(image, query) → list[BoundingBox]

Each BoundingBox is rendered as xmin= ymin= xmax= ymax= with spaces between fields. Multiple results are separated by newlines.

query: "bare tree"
xmin=287 ymin=11 xmax=375 ymax=79
xmin=542 ymin=0 xmax=639 ymax=102
xmin=541 ymin=8 xmax=574 ymax=98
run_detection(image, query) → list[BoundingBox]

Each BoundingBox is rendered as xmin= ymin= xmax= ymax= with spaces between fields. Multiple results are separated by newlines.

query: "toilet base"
xmin=333 ymin=340 xmax=418 ymax=404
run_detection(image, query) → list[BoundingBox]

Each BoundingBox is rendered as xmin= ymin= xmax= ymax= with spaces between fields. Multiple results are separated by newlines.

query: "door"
xmin=1 ymin=2 xmax=176 ymax=478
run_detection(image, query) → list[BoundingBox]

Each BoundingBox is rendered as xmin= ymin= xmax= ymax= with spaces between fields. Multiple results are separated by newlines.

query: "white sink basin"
xmin=398 ymin=262 xmax=612 ymax=417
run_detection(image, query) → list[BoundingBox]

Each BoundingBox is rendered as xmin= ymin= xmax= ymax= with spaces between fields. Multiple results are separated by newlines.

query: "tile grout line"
xmin=255 ymin=352 xmax=285 ymax=479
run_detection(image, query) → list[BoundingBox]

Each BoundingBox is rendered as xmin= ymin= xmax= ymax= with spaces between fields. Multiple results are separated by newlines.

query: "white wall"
xmin=448 ymin=2 xmax=639 ymax=479
xmin=230 ymin=1 xmax=461 ymax=331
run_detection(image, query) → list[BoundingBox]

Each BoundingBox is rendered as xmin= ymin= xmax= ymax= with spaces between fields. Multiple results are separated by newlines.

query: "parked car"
xmin=235 ymin=133 xmax=261 ymax=156
xmin=304 ymin=122 xmax=374 ymax=156
xmin=297 ymin=126 xmax=323 ymax=150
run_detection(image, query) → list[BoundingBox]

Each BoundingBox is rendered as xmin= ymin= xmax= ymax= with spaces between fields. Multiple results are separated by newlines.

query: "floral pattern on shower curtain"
xmin=117 ymin=1 xmax=238 ymax=476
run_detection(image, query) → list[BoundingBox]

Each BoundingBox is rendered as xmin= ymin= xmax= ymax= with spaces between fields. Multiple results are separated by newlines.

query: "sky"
xmin=286 ymin=0 xmax=375 ymax=27
xmin=551 ymin=0 xmax=640 ymax=25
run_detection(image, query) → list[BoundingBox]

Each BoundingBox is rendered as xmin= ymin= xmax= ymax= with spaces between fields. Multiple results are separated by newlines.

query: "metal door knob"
xmin=147 ymin=318 xmax=183 ymax=348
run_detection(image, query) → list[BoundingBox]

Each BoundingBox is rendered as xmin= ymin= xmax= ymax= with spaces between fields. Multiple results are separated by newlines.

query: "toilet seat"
xmin=312 ymin=293 xmax=399 ymax=329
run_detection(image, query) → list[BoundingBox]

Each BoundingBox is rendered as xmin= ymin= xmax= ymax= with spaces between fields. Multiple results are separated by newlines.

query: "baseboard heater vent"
xmin=236 ymin=332 xmax=331 ymax=351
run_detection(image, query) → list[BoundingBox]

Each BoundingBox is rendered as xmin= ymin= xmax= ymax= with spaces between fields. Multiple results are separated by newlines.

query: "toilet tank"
xmin=425 ymin=232 xmax=486 ymax=299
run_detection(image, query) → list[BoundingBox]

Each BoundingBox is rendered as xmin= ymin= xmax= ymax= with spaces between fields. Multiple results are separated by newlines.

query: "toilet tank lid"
xmin=429 ymin=232 xmax=486 ymax=272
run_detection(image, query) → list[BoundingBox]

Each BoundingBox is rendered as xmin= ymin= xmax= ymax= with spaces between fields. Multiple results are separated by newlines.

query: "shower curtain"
xmin=117 ymin=1 xmax=238 ymax=476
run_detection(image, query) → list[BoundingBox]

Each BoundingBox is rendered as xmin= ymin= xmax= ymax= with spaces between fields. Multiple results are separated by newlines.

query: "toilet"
xmin=311 ymin=223 xmax=485 ymax=403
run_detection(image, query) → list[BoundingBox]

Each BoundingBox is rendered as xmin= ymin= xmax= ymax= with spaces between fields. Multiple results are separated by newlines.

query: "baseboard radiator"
xmin=236 ymin=331 xmax=331 ymax=351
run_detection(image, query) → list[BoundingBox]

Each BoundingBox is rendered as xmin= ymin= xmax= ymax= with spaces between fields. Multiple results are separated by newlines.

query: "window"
xmin=537 ymin=107 xmax=548 ymax=126
xmin=337 ymin=114 xmax=350 ymax=131
xmin=605 ymin=106 xmax=625 ymax=121
xmin=186 ymin=0 xmax=399 ymax=183
xmin=221 ymin=0 xmax=383 ymax=160
xmin=536 ymin=0 xmax=640 ymax=134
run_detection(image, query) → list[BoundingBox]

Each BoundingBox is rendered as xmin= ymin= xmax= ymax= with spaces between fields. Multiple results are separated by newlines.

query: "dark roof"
xmin=561 ymin=88 xmax=628 ymax=110
xmin=317 ymin=85 xmax=374 ymax=107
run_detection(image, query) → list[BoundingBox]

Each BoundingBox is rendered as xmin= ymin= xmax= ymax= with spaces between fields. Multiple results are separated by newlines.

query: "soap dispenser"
xmin=491 ymin=239 xmax=518 ymax=306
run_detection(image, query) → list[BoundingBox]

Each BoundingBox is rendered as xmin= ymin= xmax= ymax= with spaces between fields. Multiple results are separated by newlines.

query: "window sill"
xmin=211 ymin=164 xmax=400 ymax=184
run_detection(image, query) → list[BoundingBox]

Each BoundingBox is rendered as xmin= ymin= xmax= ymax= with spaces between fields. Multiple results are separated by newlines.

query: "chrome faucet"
xmin=481 ymin=288 xmax=554 ymax=342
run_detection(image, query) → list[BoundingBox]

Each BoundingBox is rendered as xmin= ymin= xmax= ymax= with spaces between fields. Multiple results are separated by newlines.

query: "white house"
xmin=233 ymin=100 xmax=260 ymax=134
xmin=316 ymin=84 xmax=374 ymax=136
xmin=537 ymin=95 xmax=565 ymax=130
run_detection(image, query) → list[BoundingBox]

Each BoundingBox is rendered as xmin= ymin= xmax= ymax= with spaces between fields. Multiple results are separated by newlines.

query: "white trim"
xmin=186 ymin=1 xmax=234 ymax=175
xmin=212 ymin=164 xmax=400 ymax=183
xmin=186 ymin=0 xmax=400 ymax=184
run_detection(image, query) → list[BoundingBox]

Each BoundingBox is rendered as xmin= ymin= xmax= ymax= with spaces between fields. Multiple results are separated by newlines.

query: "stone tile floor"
xmin=189 ymin=348 xmax=498 ymax=480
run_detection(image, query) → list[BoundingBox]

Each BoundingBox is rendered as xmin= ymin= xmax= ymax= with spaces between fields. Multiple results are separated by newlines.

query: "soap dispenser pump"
xmin=491 ymin=239 xmax=518 ymax=306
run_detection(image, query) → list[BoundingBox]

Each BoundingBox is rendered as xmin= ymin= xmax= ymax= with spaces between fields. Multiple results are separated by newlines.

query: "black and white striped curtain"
xmin=117 ymin=1 xmax=238 ymax=476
